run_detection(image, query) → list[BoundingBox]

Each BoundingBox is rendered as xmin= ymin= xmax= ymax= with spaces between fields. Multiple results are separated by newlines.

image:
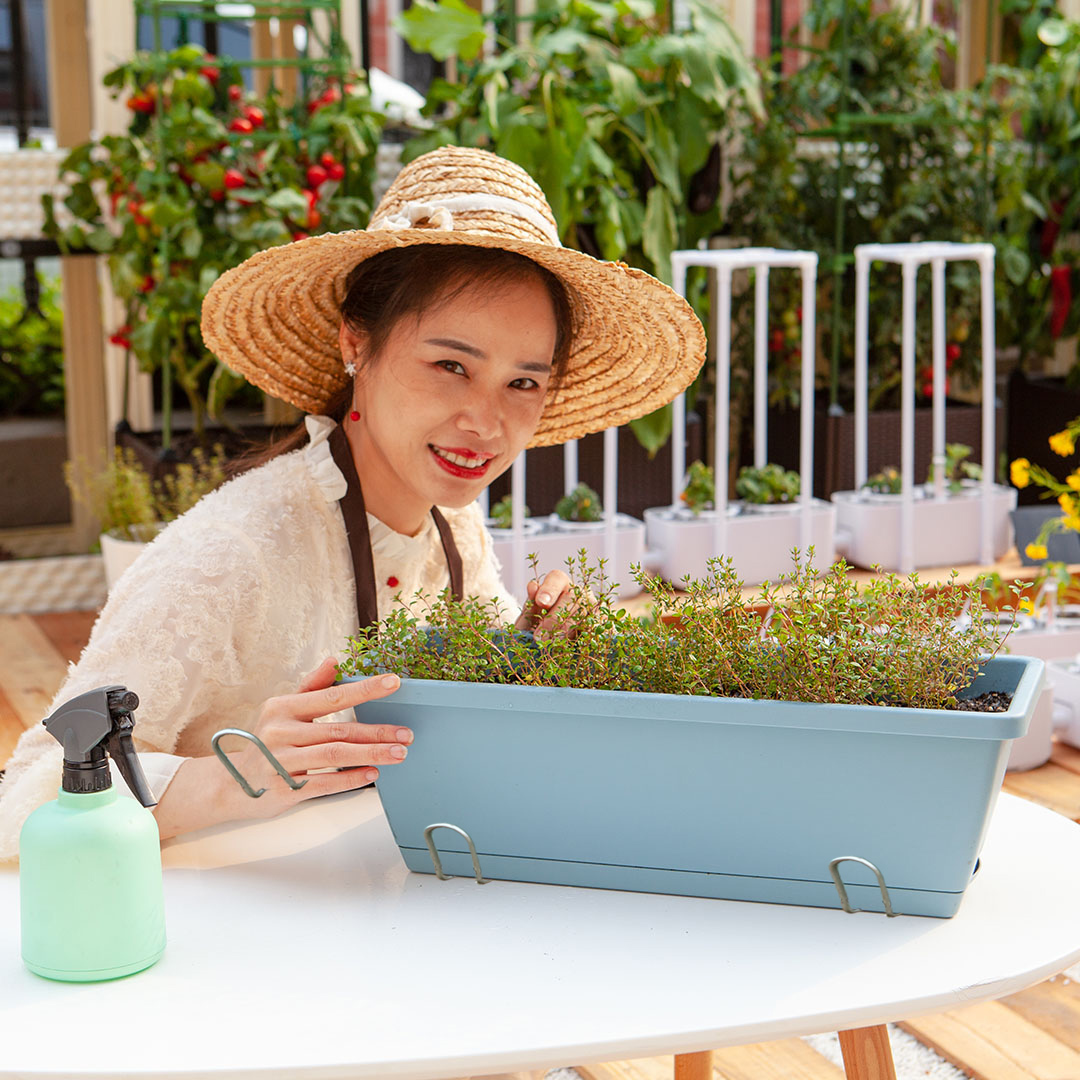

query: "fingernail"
xmin=381 ymin=675 xmax=398 ymax=689
xmin=390 ymin=744 xmax=407 ymax=759
xmin=396 ymin=728 xmax=411 ymax=743
xmin=536 ymin=592 xmax=551 ymax=606
xmin=365 ymin=769 xmax=378 ymax=782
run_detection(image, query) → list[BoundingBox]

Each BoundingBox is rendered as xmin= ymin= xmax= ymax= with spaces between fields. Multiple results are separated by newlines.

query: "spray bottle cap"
xmin=43 ymin=686 xmax=157 ymax=806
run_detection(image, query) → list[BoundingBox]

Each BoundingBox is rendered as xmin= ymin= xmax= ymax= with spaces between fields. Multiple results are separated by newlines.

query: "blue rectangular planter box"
xmin=350 ymin=655 xmax=1044 ymax=918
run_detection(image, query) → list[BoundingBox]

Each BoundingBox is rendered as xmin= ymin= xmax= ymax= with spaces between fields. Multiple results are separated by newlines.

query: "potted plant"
xmin=44 ymin=43 xmax=387 ymax=458
xmin=485 ymin=494 xmax=542 ymax=537
xmin=341 ymin=554 xmax=1043 ymax=918
xmin=65 ymin=445 xmax=226 ymax=588
xmin=645 ymin=460 xmax=835 ymax=587
xmin=550 ymin=483 xmax=605 ymax=531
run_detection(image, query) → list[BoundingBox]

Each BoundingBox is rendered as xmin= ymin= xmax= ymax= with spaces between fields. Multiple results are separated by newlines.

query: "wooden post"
xmin=46 ymin=0 xmax=108 ymax=551
xmin=838 ymin=1026 xmax=898 ymax=1080
xmin=673 ymin=1051 xmax=712 ymax=1080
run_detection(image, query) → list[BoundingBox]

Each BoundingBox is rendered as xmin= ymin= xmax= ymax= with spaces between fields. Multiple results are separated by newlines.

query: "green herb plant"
xmin=862 ymin=466 xmax=902 ymax=495
xmin=489 ymin=493 xmax=530 ymax=528
xmin=65 ymin=444 xmax=226 ymax=541
xmin=679 ymin=460 xmax=714 ymax=514
xmin=338 ymin=550 xmax=1015 ymax=711
xmin=555 ymin=483 xmax=604 ymax=523
xmin=933 ymin=443 xmax=982 ymax=494
xmin=734 ymin=463 xmax=800 ymax=505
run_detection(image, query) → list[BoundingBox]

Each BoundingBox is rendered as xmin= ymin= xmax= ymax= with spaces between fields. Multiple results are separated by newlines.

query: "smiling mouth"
xmin=429 ymin=445 xmax=495 ymax=477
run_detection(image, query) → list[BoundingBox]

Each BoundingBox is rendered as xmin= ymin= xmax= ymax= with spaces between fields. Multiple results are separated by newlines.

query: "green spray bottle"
xmin=19 ymin=685 xmax=166 ymax=981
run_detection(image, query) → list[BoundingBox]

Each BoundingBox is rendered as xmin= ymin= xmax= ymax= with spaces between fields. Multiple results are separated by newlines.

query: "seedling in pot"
xmin=679 ymin=460 xmax=715 ymax=515
xmin=735 ymin=463 xmax=800 ymax=505
xmin=555 ymin=483 xmax=604 ymax=523
xmin=489 ymin=494 xmax=530 ymax=529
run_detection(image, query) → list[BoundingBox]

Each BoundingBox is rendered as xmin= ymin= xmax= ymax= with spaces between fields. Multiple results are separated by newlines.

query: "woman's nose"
xmin=456 ymin=390 xmax=503 ymax=440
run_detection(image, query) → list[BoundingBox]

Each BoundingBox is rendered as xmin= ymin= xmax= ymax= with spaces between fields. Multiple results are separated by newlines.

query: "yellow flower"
xmin=1069 ymin=472 xmax=1080 ymax=492
xmin=1025 ymin=542 xmax=1049 ymax=561
xmin=1050 ymin=429 xmax=1076 ymax=457
xmin=1019 ymin=596 xmax=1035 ymax=615
xmin=1065 ymin=515 xmax=1080 ymax=534
xmin=1060 ymin=493 xmax=1075 ymax=514
xmin=1010 ymin=458 xmax=1031 ymax=488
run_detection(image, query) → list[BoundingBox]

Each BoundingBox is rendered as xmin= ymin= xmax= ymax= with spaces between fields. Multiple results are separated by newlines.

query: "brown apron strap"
xmin=432 ymin=506 xmax=464 ymax=602
xmin=328 ymin=424 xmax=379 ymax=630
xmin=328 ymin=424 xmax=464 ymax=627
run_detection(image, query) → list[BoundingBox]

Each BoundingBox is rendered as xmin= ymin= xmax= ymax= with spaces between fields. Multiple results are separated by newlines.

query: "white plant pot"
xmin=831 ymin=485 xmax=1016 ymax=570
xmin=485 ymin=517 xmax=545 ymax=538
xmin=1006 ymin=681 xmax=1054 ymax=772
xmin=1045 ymin=658 xmax=1080 ymax=751
xmin=643 ymin=500 xmax=837 ymax=587
xmin=489 ymin=514 xmax=647 ymax=599
xmin=100 ymin=524 xmax=164 ymax=592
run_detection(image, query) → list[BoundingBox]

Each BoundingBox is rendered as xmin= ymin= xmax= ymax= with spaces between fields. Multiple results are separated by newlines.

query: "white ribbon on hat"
xmin=369 ymin=193 xmax=561 ymax=246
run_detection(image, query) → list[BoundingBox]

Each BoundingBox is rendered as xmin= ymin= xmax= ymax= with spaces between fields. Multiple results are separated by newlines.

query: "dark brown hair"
xmin=233 ymin=244 xmax=576 ymax=473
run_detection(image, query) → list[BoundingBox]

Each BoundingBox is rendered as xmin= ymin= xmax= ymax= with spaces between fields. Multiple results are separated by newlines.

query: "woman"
xmin=0 ymin=146 xmax=705 ymax=855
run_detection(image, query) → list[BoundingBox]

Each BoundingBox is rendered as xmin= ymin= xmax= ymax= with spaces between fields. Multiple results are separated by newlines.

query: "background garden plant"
xmin=44 ymin=43 xmax=386 ymax=441
xmin=1011 ymin=417 xmax=1080 ymax=557
xmin=339 ymin=551 xmax=1014 ymax=712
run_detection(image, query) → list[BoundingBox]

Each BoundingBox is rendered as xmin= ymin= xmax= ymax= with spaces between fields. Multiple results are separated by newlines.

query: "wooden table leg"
xmin=838 ymin=1025 xmax=898 ymax=1080
xmin=673 ymin=1051 xmax=712 ymax=1080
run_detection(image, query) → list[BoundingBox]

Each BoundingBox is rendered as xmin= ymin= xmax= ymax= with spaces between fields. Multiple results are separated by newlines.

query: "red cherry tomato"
xmin=308 ymin=208 xmax=322 ymax=229
xmin=244 ymin=106 xmax=265 ymax=128
xmin=228 ymin=84 xmax=243 ymax=102
xmin=228 ymin=117 xmax=254 ymax=134
xmin=199 ymin=65 xmax=219 ymax=84
xmin=306 ymin=164 xmax=329 ymax=189
xmin=327 ymin=162 xmax=345 ymax=181
xmin=292 ymin=231 xmax=309 ymax=242
xmin=223 ymin=168 xmax=246 ymax=190
xmin=320 ymin=151 xmax=337 ymax=169
xmin=138 ymin=275 xmax=155 ymax=294
xmin=946 ymin=343 xmax=961 ymax=362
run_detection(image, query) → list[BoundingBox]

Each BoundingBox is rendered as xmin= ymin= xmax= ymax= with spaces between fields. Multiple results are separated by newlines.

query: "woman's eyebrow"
xmin=425 ymin=337 xmax=552 ymax=373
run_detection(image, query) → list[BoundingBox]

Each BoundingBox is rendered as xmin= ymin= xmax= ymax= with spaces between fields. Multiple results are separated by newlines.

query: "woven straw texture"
xmin=201 ymin=145 xmax=706 ymax=447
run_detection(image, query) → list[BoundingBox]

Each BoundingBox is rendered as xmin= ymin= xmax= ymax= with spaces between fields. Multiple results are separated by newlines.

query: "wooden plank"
xmin=837 ymin=1027 xmax=896 ymax=1080
xmin=1001 ymin=974 xmax=1080 ymax=1054
xmin=1050 ymin=739 xmax=1080 ymax=778
xmin=1002 ymin=763 xmax=1080 ymax=821
xmin=900 ymin=998 xmax=1080 ymax=1080
xmin=32 ymin=610 xmax=97 ymax=665
xmin=712 ymin=1039 xmax=846 ymax=1080
xmin=0 ymin=685 xmax=27 ymax=769
xmin=0 ymin=615 xmax=70 ymax=729
xmin=577 ymin=1058 xmax=672 ymax=1080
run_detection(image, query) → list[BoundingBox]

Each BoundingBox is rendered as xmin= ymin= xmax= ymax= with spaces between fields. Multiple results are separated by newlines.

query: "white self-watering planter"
xmin=354 ymin=654 xmax=1044 ymax=919
xmin=831 ymin=484 xmax=1016 ymax=571
xmin=645 ymin=500 xmax=836 ymax=586
xmin=488 ymin=513 xmax=647 ymax=600
xmin=99 ymin=523 xmax=166 ymax=591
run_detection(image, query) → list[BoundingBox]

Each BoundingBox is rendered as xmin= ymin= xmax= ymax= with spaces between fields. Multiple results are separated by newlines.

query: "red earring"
xmin=349 ymin=410 xmax=360 ymax=422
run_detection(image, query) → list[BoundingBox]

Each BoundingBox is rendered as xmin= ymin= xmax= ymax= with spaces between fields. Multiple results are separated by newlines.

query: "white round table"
xmin=2 ymin=791 xmax=1079 ymax=1080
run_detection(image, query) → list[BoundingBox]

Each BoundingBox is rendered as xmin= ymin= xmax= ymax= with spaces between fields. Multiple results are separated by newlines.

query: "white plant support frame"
xmin=645 ymin=248 xmax=835 ymax=586
xmin=835 ymin=241 xmax=1014 ymax=573
xmin=484 ymin=430 xmax=647 ymax=601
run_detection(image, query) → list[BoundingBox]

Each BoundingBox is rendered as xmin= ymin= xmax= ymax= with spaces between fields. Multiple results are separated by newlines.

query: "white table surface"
xmin=2 ymin=791 xmax=1080 ymax=1080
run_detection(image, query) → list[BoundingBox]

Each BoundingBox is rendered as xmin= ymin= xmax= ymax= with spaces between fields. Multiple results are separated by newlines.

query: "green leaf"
xmin=1001 ymin=246 xmax=1031 ymax=286
xmin=629 ymin=403 xmax=672 ymax=456
xmin=1037 ymin=17 xmax=1070 ymax=47
xmin=85 ymin=226 xmax=114 ymax=253
xmin=642 ymin=185 xmax=676 ymax=284
xmin=207 ymin=361 xmax=246 ymax=421
xmin=394 ymin=0 xmax=486 ymax=62
xmin=538 ymin=26 xmax=591 ymax=56
xmin=1020 ymin=191 xmax=1047 ymax=219
xmin=606 ymin=62 xmax=640 ymax=116
xmin=188 ymin=160 xmax=225 ymax=192
xmin=644 ymin=109 xmax=681 ymax=198
xmin=595 ymin=187 xmax=626 ymax=260
xmin=130 ymin=313 xmax=171 ymax=368
xmin=265 ymin=188 xmax=310 ymax=217
xmin=180 ymin=223 xmax=202 ymax=259
xmin=498 ymin=122 xmax=544 ymax=175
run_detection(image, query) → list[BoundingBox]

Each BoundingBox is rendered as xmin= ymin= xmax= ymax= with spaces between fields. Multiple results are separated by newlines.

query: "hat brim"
xmin=200 ymin=228 xmax=706 ymax=448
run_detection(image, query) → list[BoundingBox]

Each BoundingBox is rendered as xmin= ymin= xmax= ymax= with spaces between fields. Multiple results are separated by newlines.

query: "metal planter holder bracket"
xmin=423 ymin=823 xmax=490 ymax=884
xmin=210 ymin=727 xmax=308 ymax=799
xmin=828 ymin=856 xmax=897 ymax=917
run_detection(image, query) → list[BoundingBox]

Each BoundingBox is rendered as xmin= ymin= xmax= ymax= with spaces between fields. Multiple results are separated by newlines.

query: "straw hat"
xmin=201 ymin=145 xmax=706 ymax=447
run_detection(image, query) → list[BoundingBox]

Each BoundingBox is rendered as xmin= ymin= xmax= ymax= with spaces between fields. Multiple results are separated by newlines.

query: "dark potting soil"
xmin=952 ymin=690 xmax=1013 ymax=713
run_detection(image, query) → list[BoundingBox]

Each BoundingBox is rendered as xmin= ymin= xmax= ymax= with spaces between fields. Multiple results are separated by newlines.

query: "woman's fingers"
xmin=516 ymin=569 xmax=572 ymax=630
xmin=284 ymin=738 xmax=409 ymax=774
xmin=287 ymin=719 xmax=413 ymax=748
xmin=272 ymin=672 xmax=401 ymax=723
xmin=295 ymin=656 xmax=339 ymax=694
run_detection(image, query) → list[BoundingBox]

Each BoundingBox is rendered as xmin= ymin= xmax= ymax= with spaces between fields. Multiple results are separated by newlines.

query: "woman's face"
xmin=342 ymin=274 xmax=558 ymax=535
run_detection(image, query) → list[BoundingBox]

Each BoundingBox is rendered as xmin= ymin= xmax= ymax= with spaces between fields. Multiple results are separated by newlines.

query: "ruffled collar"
xmin=303 ymin=415 xmax=436 ymax=554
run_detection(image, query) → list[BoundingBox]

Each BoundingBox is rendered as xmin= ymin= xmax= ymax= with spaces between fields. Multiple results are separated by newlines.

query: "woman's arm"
xmin=152 ymin=661 xmax=411 ymax=838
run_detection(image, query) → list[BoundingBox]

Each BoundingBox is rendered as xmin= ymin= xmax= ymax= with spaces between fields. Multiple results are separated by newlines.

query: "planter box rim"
xmin=351 ymin=654 xmax=1042 ymax=741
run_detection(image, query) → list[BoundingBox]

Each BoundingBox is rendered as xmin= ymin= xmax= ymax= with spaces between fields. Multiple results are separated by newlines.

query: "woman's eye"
xmin=510 ymin=377 xmax=540 ymax=391
xmin=437 ymin=360 xmax=466 ymax=376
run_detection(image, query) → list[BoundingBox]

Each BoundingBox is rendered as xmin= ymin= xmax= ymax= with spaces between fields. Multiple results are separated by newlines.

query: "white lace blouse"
xmin=0 ymin=416 xmax=519 ymax=860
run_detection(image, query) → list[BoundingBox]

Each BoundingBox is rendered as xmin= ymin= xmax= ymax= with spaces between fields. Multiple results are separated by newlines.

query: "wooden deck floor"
xmin=3 ymin=609 xmax=1080 ymax=1080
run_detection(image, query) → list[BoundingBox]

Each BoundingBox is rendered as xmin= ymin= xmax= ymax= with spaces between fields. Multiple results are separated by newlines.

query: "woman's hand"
xmin=514 ymin=569 xmax=577 ymax=635
xmin=153 ymin=658 xmax=410 ymax=838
